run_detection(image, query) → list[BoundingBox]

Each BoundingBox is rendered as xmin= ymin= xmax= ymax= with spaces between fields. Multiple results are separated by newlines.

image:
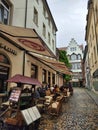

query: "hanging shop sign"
xmin=0 ymin=42 xmax=17 ymax=55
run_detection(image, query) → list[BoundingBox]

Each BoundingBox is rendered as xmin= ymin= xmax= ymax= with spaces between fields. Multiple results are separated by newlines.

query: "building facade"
xmin=83 ymin=45 xmax=91 ymax=89
xmin=59 ymin=38 xmax=83 ymax=87
xmin=0 ymin=0 xmax=71 ymax=96
xmin=0 ymin=24 xmax=69 ymax=93
xmin=0 ymin=0 xmax=57 ymax=55
xmin=85 ymin=0 xmax=98 ymax=93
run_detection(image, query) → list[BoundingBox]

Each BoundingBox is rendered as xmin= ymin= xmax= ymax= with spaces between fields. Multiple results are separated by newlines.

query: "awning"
xmin=31 ymin=54 xmax=72 ymax=75
xmin=0 ymin=24 xmax=55 ymax=58
xmin=7 ymin=74 xmax=42 ymax=86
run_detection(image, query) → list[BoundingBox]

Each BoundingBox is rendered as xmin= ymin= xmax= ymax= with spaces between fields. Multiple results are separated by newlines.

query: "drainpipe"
xmin=25 ymin=0 xmax=28 ymax=28
xmin=23 ymin=50 xmax=26 ymax=76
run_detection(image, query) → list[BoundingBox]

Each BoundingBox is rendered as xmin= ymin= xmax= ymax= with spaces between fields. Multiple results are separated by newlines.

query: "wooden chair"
xmin=48 ymin=96 xmax=63 ymax=116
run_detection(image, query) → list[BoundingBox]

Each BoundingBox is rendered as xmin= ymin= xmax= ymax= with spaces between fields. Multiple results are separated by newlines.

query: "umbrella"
xmin=7 ymin=74 xmax=42 ymax=86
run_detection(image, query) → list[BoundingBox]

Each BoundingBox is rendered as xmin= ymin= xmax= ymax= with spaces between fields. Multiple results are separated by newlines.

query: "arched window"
xmin=0 ymin=53 xmax=10 ymax=93
xmin=71 ymin=54 xmax=77 ymax=60
xmin=0 ymin=53 xmax=10 ymax=64
xmin=77 ymin=54 xmax=81 ymax=60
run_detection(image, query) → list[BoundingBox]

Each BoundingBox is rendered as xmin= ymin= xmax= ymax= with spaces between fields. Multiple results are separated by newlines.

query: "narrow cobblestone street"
xmin=39 ymin=88 xmax=98 ymax=130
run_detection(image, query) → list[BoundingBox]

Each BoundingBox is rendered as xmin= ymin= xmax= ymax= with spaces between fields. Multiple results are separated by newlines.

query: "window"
xmin=36 ymin=0 xmax=39 ymax=3
xmin=77 ymin=54 xmax=81 ymax=60
xmin=72 ymin=63 xmax=81 ymax=70
xmin=71 ymin=64 xmax=76 ymax=69
xmin=0 ymin=53 xmax=10 ymax=64
xmin=48 ymin=71 xmax=50 ymax=87
xmin=48 ymin=18 xmax=50 ymax=26
xmin=52 ymin=39 xmax=55 ymax=50
xmin=42 ymin=69 xmax=46 ymax=83
xmin=52 ymin=73 xmax=55 ymax=85
xmin=0 ymin=53 xmax=10 ymax=93
xmin=31 ymin=64 xmax=38 ymax=78
xmin=42 ymin=23 xmax=46 ymax=37
xmin=0 ymin=0 xmax=10 ymax=24
xmin=70 ymin=47 xmax=76 ymax=52
xmin=33 ymin=7 xmax=38 ymax=26
xmin=52 ymin=26 xmax=54 ymax=34
xmin=77 ymin=63 xmax=81 ymax=69
xmin=71 ymin=54 xmax=77 ymax=60
xmin=43 ymin=6 xmax=46 ymax=17
xmin=48 ymin=32 xmax=50 ymax=44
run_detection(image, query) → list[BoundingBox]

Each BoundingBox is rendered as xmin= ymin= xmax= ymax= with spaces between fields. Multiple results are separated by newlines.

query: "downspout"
xmin=25 ymin=0 xmax=28 ymax=28
xmin=23 ymin=50 xmax=26 ymax=76
xmin=23 ymin=0 xmax=28 ymax=75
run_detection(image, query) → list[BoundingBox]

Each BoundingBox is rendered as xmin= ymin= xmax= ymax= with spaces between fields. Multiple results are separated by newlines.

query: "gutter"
xmin=25 ymin=0 xmax=28 ymax=28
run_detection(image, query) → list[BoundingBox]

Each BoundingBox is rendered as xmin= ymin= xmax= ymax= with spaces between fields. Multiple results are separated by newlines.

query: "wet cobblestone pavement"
xmin=39 ymin=88 xmax=98 ymax=130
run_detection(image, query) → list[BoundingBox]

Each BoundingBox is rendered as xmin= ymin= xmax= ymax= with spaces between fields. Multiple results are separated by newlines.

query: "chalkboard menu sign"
xmin=9 ymin=88 xmax=21 ymax=102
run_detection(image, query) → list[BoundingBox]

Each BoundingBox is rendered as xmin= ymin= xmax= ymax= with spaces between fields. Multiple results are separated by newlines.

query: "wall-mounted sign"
xmin=18 ymin=39 xmax=45 ymax=51
xmin=0 ymin=42 xmax=17 ymax=55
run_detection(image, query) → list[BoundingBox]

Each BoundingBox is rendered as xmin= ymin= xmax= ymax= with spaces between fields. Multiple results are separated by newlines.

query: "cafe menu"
xmin=9 ymin=89 xmax=21 ymax=102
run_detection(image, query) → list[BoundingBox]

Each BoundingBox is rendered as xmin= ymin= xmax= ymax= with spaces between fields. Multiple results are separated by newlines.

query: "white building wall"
xmin=67 ymin=39 xmax=83 ymax=58
xmin=10 ymin=0 xmax=57 ymax=55
xmin=11 ymin=0 xmax=26 ymax=27
xmin=66 ymin=38 xmax=83 ymax=84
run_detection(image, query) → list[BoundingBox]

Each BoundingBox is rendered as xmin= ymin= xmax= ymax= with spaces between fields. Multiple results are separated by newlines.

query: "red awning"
xmin=7 ymin=74 xmax=42 ymax=86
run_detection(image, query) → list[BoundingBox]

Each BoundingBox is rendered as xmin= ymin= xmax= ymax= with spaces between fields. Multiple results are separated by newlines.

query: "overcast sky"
xmin=47 ymin=0 xmax=88 ymax=48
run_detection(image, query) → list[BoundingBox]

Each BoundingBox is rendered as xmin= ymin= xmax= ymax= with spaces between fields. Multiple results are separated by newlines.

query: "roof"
xmin=58 ymin=47 xmax=67 ymax=51
xmin=7 ymin=74 xmax=42 ymax=86
xmin=0 ymin=24 xmax=56 ymax=58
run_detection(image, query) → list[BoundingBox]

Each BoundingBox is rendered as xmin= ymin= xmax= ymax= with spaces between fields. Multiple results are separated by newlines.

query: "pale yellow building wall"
xmin=87 ymin=1 xmax=96 ymax=73
xmin=0 ymin=34 xmax=64 ymax=92
xmin=86 ymin=0 xmax=98 ymax=91
xmin=0 ymin=37 xmax=23 ymax=76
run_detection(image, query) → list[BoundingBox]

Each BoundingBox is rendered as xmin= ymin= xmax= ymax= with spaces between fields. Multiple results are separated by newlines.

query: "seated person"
xmin=59 ymin=85 xmax=65 ymax=92
xmin=46 ymin=88 xmax=51 ymax=96
xmin=67 ymin=82 xmax=73 ymax=95
xmin=33 ymin=89 xmax=40 ymax=99
xmin=53 ymin=84 xmax=60 ymax=93
xmin=37 ymin=86 xmax=46 ymax=98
